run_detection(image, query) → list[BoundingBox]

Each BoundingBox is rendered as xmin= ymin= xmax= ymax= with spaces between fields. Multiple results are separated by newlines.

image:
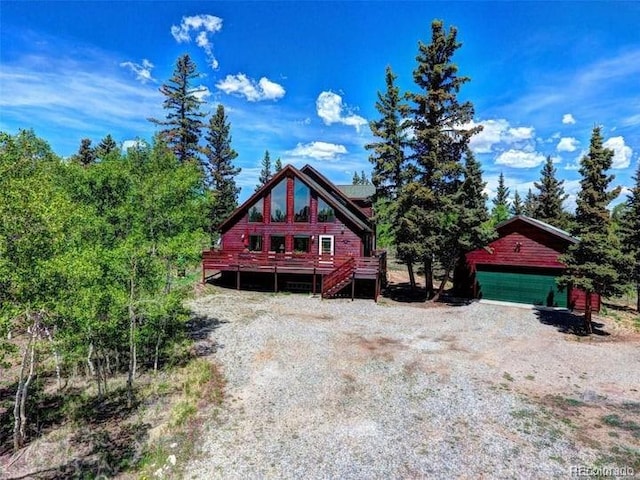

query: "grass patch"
xmin=601 ymin=414 xmax=640 ymax=438
xmin=502 ymin=372 xmax=514 ymax=382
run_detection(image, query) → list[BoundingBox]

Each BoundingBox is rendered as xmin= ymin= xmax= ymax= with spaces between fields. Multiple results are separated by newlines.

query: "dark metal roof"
xmin=336 ymin=184 xmax=376 ymax=199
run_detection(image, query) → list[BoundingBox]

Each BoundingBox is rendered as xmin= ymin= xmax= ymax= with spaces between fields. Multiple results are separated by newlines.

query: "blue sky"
xmin=1 ymin=1 xmax=639 ymax=207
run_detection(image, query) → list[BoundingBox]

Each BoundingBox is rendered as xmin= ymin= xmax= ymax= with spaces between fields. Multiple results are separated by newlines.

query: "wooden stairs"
xmin=321 ymin=257 xmax=356 ymax=299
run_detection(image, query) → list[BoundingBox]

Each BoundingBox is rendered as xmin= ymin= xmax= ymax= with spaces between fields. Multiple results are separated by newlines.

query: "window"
xmin=294 ymin=179 xmax=310 ymax=222
xmin=248 ymin=198 xmax=264 ymax=222
xmin=270 ymin=235 xmax=285 ymax=253
xmin=317 ymin=198 xmax=335 ymax=222
xmin=270 ymin=180 xmax=287 ymax=222
xmin=249 ymin=235 xmax=262 ymax=252
xmin=293 ymin=236 xmax=310 ymax=253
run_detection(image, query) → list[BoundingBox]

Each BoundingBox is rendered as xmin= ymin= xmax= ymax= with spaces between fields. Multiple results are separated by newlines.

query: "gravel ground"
xmin=184 ymin=290 xmax=640 ymax=479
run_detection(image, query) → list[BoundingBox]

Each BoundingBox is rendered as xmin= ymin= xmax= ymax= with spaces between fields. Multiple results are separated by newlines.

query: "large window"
xmin=248 ymin=198 xmax=264 ymax=222
xmin=293 ymin=179 xmax=310 ymax=222
xmin=293 ymin=236 xmax=310 ymax=253
xmin=270 ymin=180 xmax=287 ymax=222
xmin=317 ymin=198 xmax=335 ymax=222
xmin=270 ymin=235 xmax=285 ymax=253
xmin=249 ymin=235 xmax=262 ymax=252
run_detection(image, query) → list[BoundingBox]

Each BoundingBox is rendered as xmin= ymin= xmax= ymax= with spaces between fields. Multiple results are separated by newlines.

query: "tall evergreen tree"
xmin=95 ymin=134 xmax=118 ymax=160
xmin=352 ymin=171 xmax=362 ymax=185
xmin=406 ymin=19 xmax=481 ymax=298
xmin=149 ymin=54 xmax=205 ymax=164
xmin=365 ymin=66 xmax=411 ymax=257
xmin=436 ymin=149 xmax=493 ymax=300
xmin=257 ymin=150 xmax=272 ymax=190
xmin=202 ymin=104 xmax=241 ymax=241
xmin=365 ymin=66 xmax=410 ymax=200
xmin=72 ymin=138 xmax=96 ymax=166
xmin=619 ymin=161 xmax=640 ymax=311
xmin=274 ymin=157 xmax=283 ymax=172
xmin=533 ymin=156 xmax=569 ymax=228
xmin=523 ymin=188 xmax=538 ymax=217
xmin=559 ymin=126 xmax=624 ymax=332
xmin=511 ymin=189 xmax=524 ymax=216
xmin=491 ymin=172 xmax=510 ymax=224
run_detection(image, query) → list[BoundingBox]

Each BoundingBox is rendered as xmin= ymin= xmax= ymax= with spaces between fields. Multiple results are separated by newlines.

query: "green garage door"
xmin=476 ymin=269 xmax=567 ymax=308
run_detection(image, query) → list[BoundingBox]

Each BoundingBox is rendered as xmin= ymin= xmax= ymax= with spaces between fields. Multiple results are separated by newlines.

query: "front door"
xmin=319 ymin=235 xmax=334 ymax=256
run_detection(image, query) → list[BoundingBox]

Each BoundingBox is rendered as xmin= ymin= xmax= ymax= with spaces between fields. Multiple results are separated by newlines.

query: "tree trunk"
xmin=127 ymin=258 xmax=137 ymax=409
xmin=424 ymin=258 xmax=434 ymax=300
xmin=153 ymin=333 xmax=162 ymax=373
xmin=584 ymin=291 xmax=593 ymax=334
xmin=19 ymin=338 xmax=37 ymax=446
xmin=636 ymin=282 xmax=639 ymax=313
xmin=87 ymin=342 xmax=95 ymax=377
xmin=431 ymin=257 xmax=457 ymax=303
xmin=13 ymin=336 xmax=30 ymax=451
xmin=407 ymin=262 xmax=416 ymax=289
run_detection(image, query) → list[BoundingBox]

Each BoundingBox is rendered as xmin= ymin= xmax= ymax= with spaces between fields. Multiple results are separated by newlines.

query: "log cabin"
xmin=202 ymin=164 xmax=386 ymax=300
xmin=458 ymin=215 xmax=600 ymax=311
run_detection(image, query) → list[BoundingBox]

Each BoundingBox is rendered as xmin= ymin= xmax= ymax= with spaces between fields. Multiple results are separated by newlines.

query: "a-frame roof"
xmin=300 ymin=164 xmax=371 ymax=224
xmin=217 ymin=164 xmax=373 ymax=234
xmin=495 ymin=215 xmax=577 ymax=244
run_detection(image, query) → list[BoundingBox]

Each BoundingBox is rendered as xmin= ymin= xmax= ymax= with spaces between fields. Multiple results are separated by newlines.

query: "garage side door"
xmin=475 ymin=269 xmax=567 ymax=308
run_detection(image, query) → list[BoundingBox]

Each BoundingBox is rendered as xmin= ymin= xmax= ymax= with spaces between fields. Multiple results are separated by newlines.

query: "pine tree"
xmin=274 ymin=157 xmax=283 ymax=172
xmin=559 ymin=126 xmax=624 ymax=332
xmin=524 ymin=188 xmax=538 ymax=216
xmin=352 ymin=171 xmax=361 ymax=185
xmin=257 ymin=150 xmax=272 ymax=190
xmin=533 ymin=156 xmax=569 ymax=228
xmin=407 ymin=19 xmax=481 ymax=298
xmin=365 ymin=66 xmax=410 ymax=200
xmin=73 ymin=138 xmax=96 ymax=166
xmin=491 ymin=172 xmax=510 ymax=224
xmin=149 ymin=54 xmax=205 ymax=164
xmin=511 ymin=189 xmax=524 ymax=216
xmin=95 ymin=134 xmax=118 ymax=160
xmin=619 ymin=161 xmax=640 ymax=311
xmin=202 ymin=104 xmax=241 ymax=241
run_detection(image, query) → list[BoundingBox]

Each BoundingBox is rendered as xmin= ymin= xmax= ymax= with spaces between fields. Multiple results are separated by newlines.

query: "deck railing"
xmin=202 ymin=249 xmax=386 ymax=279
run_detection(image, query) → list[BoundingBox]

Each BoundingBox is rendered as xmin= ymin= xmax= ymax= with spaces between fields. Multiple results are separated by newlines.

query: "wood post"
xmin=351 ymin=272 xmax=355 ymax=301
xmin=236 ymin=265 xmax=240 ymax=290
xmin=274 ymin=265 xmax=278 ymax=292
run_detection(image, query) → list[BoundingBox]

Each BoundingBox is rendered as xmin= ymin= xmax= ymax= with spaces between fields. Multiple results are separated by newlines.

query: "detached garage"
xmin=461 ymin=216 xmax=599 ymax=311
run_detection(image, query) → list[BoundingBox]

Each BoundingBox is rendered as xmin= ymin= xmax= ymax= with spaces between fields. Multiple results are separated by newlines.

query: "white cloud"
xmin=557 ymin=137 xmax=579 ymax=152
xmin=495 ymin=149 xmax=547 ymax=168
xmin=122 ymin=139 xmax=147 ymax=151
xmin=170 ymin=14 xmax=223 ymax=69
xmin=119 ymin=58 xmax=155 ymax=84
xmin=190 ymin=85 xmax=211 ymax=102
xmin=467 ymin=119 xmax=535 ymax=154
xmin=216 ymin=74 xmax=285 ymax=102
xmin=316 ymin=91 xmax=367 ymax=132
xmin=603 ymin=136 xmax=633 ymax=169
xmin=287 ymin=141 xmax=347 ymax=160
xmin=562 ymin=113 xmax=576 ymax=125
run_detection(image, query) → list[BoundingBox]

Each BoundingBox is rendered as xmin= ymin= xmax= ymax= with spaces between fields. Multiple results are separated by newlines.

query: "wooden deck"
xmin=202 ymin=250 xmax=387 ymax=300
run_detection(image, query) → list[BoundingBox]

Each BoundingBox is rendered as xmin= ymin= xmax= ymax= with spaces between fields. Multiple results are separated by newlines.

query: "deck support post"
xmin=351 ymin=272 xmax=355 ymax=301
xmin=236 ymin=265 xmax=240 ymax=290
xmin=312 ymin=268 xmax=317 ymax=295
xmin=274 ymin=265 xmax=278 ymax=293
xmin=374 ymin=274 xmax=380 ymax=303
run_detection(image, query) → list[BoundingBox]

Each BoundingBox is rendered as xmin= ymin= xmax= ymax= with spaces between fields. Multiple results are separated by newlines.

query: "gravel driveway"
xmin=184 ymin=290 xmax=640 ymax=479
